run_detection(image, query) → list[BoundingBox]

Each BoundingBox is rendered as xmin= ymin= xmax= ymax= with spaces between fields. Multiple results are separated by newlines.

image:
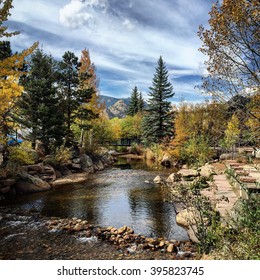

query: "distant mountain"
xmin=106 ymin=100 xmax=128 ymax=119
xmin=98 ymin=94 xmax=147 ymax=119
xmin=99 ymin=95 xmax=131 ymax=108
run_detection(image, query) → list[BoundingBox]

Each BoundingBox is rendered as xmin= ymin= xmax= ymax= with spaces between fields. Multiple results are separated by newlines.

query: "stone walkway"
xmin=201 ymin=160 xmax=260 ymax=218
xmin=201 ymin=174 xmax=238 ymax=218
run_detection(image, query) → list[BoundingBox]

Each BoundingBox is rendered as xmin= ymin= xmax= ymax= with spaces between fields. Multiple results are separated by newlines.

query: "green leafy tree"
xmin=121 ymin=114 xmax=142 ymax=140
xmin=198 ymin=0 xmax=260 ymax=101
xmin=0 ymin=0 xmax=37 ymax=163
xmin=142 ymin=56 xmax=174 ymax=145
xmin=224 ymin=114 xmax=240 ymax=158
xmin=19 ymin=49 xmax=65 ymax=152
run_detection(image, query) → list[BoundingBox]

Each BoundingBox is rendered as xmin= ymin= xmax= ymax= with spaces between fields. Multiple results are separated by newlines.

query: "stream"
xmin=0 ymin=157 xmax=189 ymax=241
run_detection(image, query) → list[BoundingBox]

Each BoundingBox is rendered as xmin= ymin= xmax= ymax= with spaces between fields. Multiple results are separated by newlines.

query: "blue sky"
xmin=7 ymin=0 xmax=214 ymax=103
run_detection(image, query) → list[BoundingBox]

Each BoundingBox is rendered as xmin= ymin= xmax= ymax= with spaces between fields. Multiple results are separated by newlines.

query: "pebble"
xmin=158 ymin=241 xmax=165 ymax=248
xmin=73 ymin=224 xmax=82 ymax=231
xmin=166 ymin=244 xmax=175 ymax=253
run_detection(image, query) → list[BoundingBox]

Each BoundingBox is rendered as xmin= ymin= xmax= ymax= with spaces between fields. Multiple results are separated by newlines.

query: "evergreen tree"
xmin=127 ymin=86 xmax=140 ymax=116
xmin=0 ymin=41 xmax=12 ymax=60
xmin=142 ymin=56 xmax=174 ymax=145
xmin=58 ymin=51 xmax=80 ymax=144
xmin=19 ymin=49 xmax=65 ymax=152
xmin=138 ymin=92 xmax=145 ymax=113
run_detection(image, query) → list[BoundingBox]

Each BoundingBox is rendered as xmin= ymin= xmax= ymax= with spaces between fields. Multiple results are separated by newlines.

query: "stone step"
xmin=239 ymin=176 xmax=256 ymax=183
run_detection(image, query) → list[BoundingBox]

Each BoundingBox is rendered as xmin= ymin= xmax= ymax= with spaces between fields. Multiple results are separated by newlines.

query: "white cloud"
xmin=122 ymin=18 xmax=136 ymax=31
xmin=59 ymin=0 xmax=94 ymax=28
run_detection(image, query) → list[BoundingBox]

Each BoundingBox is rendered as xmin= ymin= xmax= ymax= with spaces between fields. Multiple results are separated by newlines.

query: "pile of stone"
xmin=46 ymin=217 xmax=195 ymax=256
xmin=65 ymin=153 xmax=115 ymax=174
xmin=154 ymin=165 xmax=214 ymax=186
xmin=0 ymin=152 xmax=116 ymax=199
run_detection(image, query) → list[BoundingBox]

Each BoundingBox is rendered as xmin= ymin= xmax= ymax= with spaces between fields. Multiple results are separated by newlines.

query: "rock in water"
xmin=153 ymin=175 xmax=163 ymax=184
xmin=15 ymin=173 xmax=51 ymax=194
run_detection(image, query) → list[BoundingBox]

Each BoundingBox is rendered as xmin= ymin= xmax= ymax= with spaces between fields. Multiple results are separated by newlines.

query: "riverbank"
xmin=0 ymin=207 xmax=196 ymax=260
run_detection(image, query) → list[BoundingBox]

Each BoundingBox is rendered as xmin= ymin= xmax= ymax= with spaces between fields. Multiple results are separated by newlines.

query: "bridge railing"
xmin=108 ymin=138 xmax=141 ymax=147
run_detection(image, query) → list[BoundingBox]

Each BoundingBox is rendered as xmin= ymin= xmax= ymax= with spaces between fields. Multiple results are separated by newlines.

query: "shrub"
xmin=8 ymin=141 xmax=35 ymax=165
xmin=181 ymin=136 xmax=213 ymax=166
xmin=129 ymin=143 xmax=143 ymax=155
xmin=54 ymin=144 xmax=72 ymax=165
xmin=150 ymin=143 xmax=164 ymax=161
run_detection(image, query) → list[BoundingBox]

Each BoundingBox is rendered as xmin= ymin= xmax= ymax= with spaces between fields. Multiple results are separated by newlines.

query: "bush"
xmin=215 ymin=193 xmax=260 ymax=259
xmin=145 ymin=148 xmax=156 ymax=160
xmin=149 ymin=143 xmax=164 ymax=161
xmin=55 ymin=144 xmax=72 ymax=165
xmin=8 ymin=141 xmax=35 ymax=165
xmin=44 ymin=144 xmax=72 ymax=166
xmin=181 ymin=136 xmax=213 ymax=166
xmin=129 ymin=143 xmax=143 ymax=155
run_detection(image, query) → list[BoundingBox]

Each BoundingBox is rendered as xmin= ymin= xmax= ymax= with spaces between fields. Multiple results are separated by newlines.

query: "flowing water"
xmin=1 ymin=157 xmax=188 ymax=241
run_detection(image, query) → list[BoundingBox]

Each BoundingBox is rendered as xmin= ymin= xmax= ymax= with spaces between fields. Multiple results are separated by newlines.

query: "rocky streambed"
xmin=0 ymin=207 xmax=196 ymax=260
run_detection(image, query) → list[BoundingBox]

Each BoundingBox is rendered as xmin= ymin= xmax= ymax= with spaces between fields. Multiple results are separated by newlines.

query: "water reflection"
xmin=1 ymin=157 xmax=188 ymax=240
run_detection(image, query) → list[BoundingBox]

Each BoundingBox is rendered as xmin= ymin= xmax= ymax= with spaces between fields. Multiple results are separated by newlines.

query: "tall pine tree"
xmin=20 ymin=49 xmax=65 ymax=152
xmin=142 ymin=56 xmax=174 ymax=145
xmin=58 ymin=51 xmax=80 ymax=145
xmin=138 ymin=92 xmax=145 ymax=113
xmin=127 ymin=86 xmax=140 ymax=116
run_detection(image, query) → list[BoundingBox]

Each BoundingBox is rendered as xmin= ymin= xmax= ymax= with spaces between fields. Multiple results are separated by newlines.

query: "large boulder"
xmin=166 ymin=173 xmax=181 ymax=183
xmin=51 ymin=173 xmax=88 ymax=187
xmin=0 ymin=178 xmax=16 ymax=188
xmin=55 ymin=165 xmax=72 ymax=176
xmin=15 ymin=173 xmax=51 ymax=194
xmin=0 ymin=179 xmax=15 ymax=195
xmin=93 ymin=159 xmax=104 ymax=171
xmin=27 ymin=164 xmax=45 ymax=173
xmin=177 ymin=169 xmax=199 ymax=179
xmin=198 ymin=163 xmax=215 ymax=178
xmin=176 ymin=208 xmax=198 ymax=227
xmin=80 ymin=154 xmax=93 ymax=171
xmin=101 ymin=154 xmax=114 ymax=166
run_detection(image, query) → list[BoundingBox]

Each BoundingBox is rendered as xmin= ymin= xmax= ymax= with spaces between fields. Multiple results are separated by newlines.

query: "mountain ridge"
xmin=99 ymin=95 xmax=131 ymax=108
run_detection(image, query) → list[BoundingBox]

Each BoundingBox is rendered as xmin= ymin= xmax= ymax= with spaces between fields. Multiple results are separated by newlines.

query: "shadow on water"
xmin=1 ymin=157 xmax=188 ymax=240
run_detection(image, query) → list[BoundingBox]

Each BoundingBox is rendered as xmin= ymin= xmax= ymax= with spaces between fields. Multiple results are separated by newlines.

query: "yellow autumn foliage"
xmin=0 ymin=0 xmax=38 ymax=141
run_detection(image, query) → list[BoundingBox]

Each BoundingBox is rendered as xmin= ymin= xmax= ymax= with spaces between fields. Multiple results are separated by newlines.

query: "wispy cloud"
xmin=7 ymin=0 xmax=214 ymax=102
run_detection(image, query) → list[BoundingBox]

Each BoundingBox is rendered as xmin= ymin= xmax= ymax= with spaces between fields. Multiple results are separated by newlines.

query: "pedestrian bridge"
xmin=109 ymin=138 xmax=141 ymax=147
